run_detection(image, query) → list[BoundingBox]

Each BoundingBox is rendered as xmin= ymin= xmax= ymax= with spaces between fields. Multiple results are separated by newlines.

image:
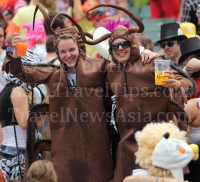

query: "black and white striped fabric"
xmin=0 ymin=153 xmax=25 ymax=182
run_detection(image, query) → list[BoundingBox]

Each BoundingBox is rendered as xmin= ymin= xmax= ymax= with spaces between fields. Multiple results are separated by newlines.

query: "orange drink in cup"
xmin=154 ymin=59 xmax=171 ymax=86
xmin=15 ymin=42 xmax=28 ymax=57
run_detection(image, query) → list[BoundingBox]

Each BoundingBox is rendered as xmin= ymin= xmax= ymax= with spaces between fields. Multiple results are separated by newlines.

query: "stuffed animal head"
xmin=135 ymin=121 xmax=187 ymax=178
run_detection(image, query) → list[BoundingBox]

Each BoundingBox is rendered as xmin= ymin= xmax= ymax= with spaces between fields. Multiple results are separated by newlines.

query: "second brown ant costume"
xmin=86 ymin=4 xmax=195 ymax=182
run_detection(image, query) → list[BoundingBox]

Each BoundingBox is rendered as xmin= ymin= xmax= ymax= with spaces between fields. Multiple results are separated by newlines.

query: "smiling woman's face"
xmin=111 ymin=38 xmax=131 ymax=65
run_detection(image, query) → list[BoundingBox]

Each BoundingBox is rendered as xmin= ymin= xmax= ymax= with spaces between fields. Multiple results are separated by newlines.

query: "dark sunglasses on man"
xmin=159 ymin=40 xmax=178 ymax=49
xmin=111 ymin=40 xmax=131 ymax=51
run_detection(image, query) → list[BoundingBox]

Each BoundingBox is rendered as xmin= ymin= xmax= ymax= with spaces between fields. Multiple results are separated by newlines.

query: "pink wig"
xmin=104 ymin=18 xmax=130 ymax=32
xmin=22 ymin=18 xmax=46 ymax=50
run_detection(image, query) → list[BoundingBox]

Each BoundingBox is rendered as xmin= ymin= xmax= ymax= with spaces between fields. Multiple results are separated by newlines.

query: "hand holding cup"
xmin=12 ymin=33 xmax=29 ymax=57
xmin=162 ymin=71 xmax=181 ymax=90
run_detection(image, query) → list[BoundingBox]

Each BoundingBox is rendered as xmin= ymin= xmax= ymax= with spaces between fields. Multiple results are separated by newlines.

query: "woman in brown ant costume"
xmin=85 ymin=4 xmax=195 ymax=182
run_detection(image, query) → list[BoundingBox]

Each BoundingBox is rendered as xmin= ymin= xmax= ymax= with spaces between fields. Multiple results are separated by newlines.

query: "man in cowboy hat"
xmin=157 ymin=22 xmax=187 ymax=64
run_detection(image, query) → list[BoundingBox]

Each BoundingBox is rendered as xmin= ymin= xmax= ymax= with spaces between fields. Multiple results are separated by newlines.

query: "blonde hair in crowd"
xmin=39 ymin=0 xmax=57 ymax=12
xmin=135 ymin=121 xmax=187 ymax=178
xmin=178 ymin=54 xmax=196 ymax=70
xmin=27 ymin=160 xmax=57 ymax=182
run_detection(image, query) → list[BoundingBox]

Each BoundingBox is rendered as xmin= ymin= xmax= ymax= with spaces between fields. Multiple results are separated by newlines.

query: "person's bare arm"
xmin=184 ymin=98 xmax=200 ymax=127
xmin=123 ymin=175 xmax=188 ymax=182
xmin=179 ymin=0 xmax=187 ymax=19
xmin=111 ymin=0 xmax=127 ymax=19
xmin=5 ymin=32 xmax=14 ymax=43
xmin=11 ymin=87 xmax=29 ymax=130
xmin=73 ymin=0 xmax=86 ymax=21
xmin=73 ymin=0 xmax=98 ymax=21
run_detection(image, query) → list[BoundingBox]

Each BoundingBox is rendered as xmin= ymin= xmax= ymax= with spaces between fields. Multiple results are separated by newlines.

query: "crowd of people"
xmin=0 ymin=0 xmax=200 ymax=182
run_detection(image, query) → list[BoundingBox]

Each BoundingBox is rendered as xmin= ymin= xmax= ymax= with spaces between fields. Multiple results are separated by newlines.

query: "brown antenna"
xmin=86 ymin=3 xmax=144 ymax=33
xmin=33 ymin=4 xmax=55 ymax=35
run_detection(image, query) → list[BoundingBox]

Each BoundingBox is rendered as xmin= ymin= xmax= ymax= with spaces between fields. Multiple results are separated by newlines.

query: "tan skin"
xmin=11 ymin=87 xmax=29 ymax=130
xmin=123 ymin=175 xmax=188 ymax=182
xmin=183 ymin=57 xmax=200 ymax=127
xmin=111 ymin=38 xmax=182 ymax=90
xmin=184 ymin=98 xmax=200 ymax=127
xmin=0 ymin=27 xmax=4 ymax=55
xmin=42 ymin=52 xmax=60 ymax=66
xmin=57 ymin=38 xmax=79 ymax=73
xmin=185 ymin=58 xmax=200 ymax=71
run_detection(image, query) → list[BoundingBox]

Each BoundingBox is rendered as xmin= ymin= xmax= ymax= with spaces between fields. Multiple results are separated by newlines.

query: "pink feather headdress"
xmin=104 ymin=18 xmax=130 ymax=32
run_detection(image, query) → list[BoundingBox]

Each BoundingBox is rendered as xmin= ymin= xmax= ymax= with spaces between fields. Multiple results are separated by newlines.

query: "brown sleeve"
xmin=2 ymin=53 xmax=55 ymax=87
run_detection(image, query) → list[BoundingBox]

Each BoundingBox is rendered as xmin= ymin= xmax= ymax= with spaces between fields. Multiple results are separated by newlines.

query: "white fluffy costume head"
xmin=135 ymin=122 xmax=187 ymax=178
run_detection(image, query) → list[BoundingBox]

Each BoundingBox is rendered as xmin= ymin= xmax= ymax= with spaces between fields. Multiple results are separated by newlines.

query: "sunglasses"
xmin=160 ymin=41 xmax=178 ymax=49
xmin=111 ymin=40 xmax=131 ymax=51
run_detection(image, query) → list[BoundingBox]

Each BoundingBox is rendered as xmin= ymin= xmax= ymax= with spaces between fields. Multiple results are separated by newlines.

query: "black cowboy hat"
xmin=178 ymin=37 xmax=200 ymax=65
xmin=157 ymin=23 xmax=187 ymax=44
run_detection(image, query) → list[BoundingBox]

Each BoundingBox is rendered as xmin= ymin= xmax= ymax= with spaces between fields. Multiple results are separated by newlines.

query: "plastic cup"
xmin=15 ymin=42 xmax=28 ymax=57
xmin=154 ymin=59 xmax=171 ymax=86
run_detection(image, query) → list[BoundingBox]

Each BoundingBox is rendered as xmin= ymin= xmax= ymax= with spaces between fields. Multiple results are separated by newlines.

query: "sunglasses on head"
xmin=160 ymin=41 xmax=178 ymax=49
xmin=111 ymin=40 xmax=131 ymax=51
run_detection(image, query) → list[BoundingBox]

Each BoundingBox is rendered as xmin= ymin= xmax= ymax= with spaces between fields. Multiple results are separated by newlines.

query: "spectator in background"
xmin=5 ymin=0 xmax=57 ymax=43
xmin=0 ymin=20 xmax=7 ymax=92
xmin=0 ymin=62 xmax=7 ymax=92
xmin=22 ymin=18 xmax=46 ymax=50
xmin=56 ymin=0 xmax=69 ymax=13
xmin=67 ymin=0 xmax=98 ymax=32
xmin=21 ymin=18 xmax=47 ymax=60
xmin=86 ymin=7 xmax=112 ymax=58
xmin=177 ymin=37 xmax=200 ymax=182
xmin=41 ymin=12 xmax=67 ymax=60
xmin=44 ymin=12 xmax=67 ymax=39
xmin=150 ymin=0 xmax=180 ymax=19
xmin=137 ymin=35 xmax=154 ymax=52
xmin=181 ymin=0 xmax=200 ymax=36
xmin=178 ymin=37 xmax=200 ymax=99
xmin=1 ymin=0 xmax=30 ymax=21
xmin=27 ymin=160 xmax=57 ymax=182
xmin=0 ymin=21 xmax=6 ymax=62
xmin=42 ymin=35 xmax=60 ymax=66
xmin=0 ymin=0 xmax=9 ymax=8
xmin=156 ymin=23 xmax=187 ymax=64
xmin=98 ymin=0 xmax=127 ymax=20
